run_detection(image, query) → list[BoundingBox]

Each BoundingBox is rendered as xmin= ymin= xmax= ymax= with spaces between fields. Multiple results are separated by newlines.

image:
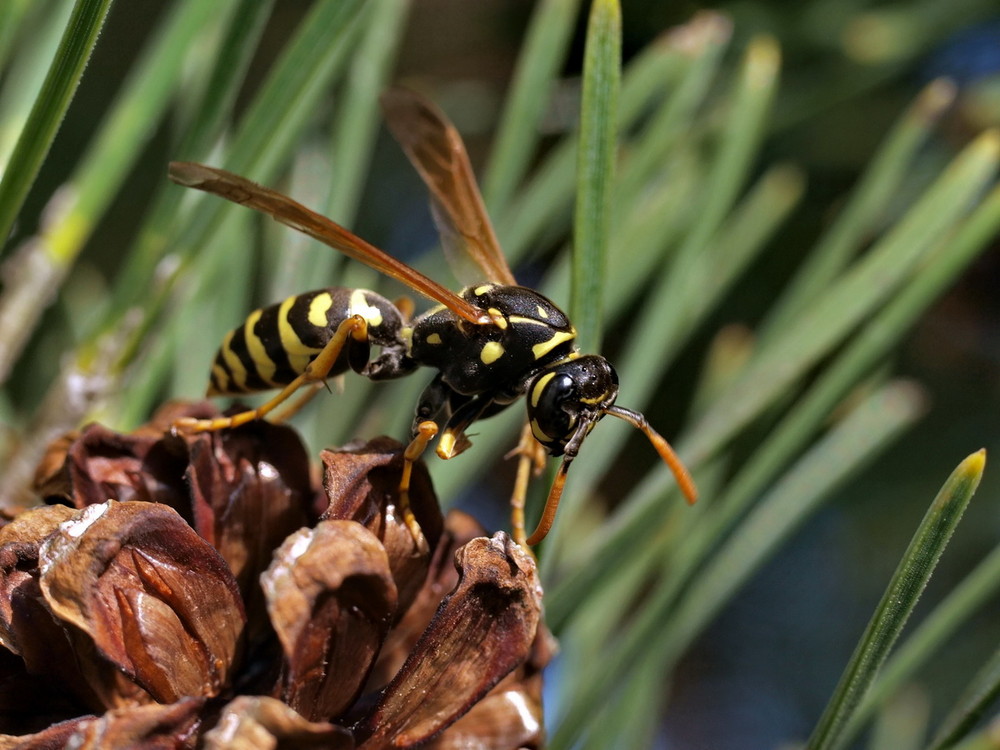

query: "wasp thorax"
xmin=526 ymin=355 xmax=619 ymax=456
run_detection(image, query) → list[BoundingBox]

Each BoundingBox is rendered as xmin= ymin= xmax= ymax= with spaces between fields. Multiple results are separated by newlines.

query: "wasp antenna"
xmin=525 ymin=458 xmax=571 ymax=546
xmin=606 ymin=405 xmax=698 ymax=505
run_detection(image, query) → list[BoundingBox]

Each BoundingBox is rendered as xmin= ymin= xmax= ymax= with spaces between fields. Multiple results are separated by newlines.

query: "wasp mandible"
xmin=169 ymin=88 xmax=697 ymax=547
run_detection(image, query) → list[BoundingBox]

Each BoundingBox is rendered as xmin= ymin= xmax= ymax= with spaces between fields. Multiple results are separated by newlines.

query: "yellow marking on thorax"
xmin=507 ymin=315 xmax=550 ymax=327
xmin=473 ymin=284 xmax=495 ymax=296
xmin=308 ymin=292 xmax=334 ymax=327
xmin=425 ymin=332 xmax=442 ymax=345
xmin=532 ymin=330 xmax=575 ymax=360
xmin=220 ymin=330 xmax=249 ymax=391
xmin=487 ymin=308 xmax=507 ymax=330
xmin=531 ymin=371 xmax=557 ymax=407
xmin=480 ymin=341 xmax=505 ymax=365
xmin=244 ymin=309 xmax=277 ymax=384
xmin=278 ymin=296 xmax=320 ymax=356
xmin=536 ymin=305 xmax=549 ymax=318
xmin=349 ymin=289 xmax=383 ymax=327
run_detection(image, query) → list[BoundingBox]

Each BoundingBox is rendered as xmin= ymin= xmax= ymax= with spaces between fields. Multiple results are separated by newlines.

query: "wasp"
xmin=169 ymin=88 xmax=696 ymax=547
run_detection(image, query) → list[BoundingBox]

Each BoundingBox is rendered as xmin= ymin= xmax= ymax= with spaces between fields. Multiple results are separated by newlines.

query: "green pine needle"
xmin=806 ymin=450 xmax=986 ymax=750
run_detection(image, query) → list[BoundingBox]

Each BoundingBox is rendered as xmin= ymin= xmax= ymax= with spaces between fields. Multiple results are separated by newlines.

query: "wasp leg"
xmin=435 ymin=393 xmax=501 ymax=460
xmin=174 ymin=315 xmax=369 ymax=432
xmin=268 ymin=382 xmax=325 ymax=424
xmin=408 ymin=375 xmax=495 ymax=458
xmin=409 ymin=372 xmax=453 ymax=432
xmin=399 ymin=420 xmax=437 ymax=553
xmin=507 ymin=421 xmax=548 ymax=548
xmin=393 ymin=294 xmax=415 ymax=322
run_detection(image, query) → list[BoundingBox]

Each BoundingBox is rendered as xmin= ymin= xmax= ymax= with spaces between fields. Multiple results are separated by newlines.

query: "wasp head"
xmin=526 ymin=355 xmax=619 ymax=458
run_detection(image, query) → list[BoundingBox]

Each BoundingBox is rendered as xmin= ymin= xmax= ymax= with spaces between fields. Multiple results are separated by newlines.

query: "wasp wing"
xmin=380 ymin=87 xmax=518 ymax=287
xmin=168 ymin=161 xmax=490 ymax=326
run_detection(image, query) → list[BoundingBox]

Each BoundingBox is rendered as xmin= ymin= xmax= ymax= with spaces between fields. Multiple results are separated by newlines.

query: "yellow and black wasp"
xmin=169 ymin=88 xmax=697 ymax=547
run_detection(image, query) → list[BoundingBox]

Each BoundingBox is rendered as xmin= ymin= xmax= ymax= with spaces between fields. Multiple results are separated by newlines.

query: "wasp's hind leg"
xmin=268 ymin=382 xmax=326 ymax=424
xmin=174 ymin=315 xmax=369 ymax=433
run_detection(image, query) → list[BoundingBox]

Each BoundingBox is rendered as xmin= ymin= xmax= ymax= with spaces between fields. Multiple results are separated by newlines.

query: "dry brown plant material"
xmin=0 ymin=403 xmax=551 ymax=748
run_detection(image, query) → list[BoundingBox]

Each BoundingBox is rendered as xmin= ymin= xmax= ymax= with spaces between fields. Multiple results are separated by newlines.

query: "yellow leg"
xmin=269 ymin=382 xmax=325 ymax=424
xmin=398 ymin=420 xmax=437 ymax=553
xmin=393 ymin=295 xmax=415 ymax=323
xmin=507 ymin=422 xmax=547 ymax=548
xmin=174 ymin=315 xmax=368 ymax=433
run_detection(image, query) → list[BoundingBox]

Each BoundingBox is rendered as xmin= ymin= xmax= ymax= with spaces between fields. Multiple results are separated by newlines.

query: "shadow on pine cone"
xmin=0 ymin=402 xmax=552 ymax=748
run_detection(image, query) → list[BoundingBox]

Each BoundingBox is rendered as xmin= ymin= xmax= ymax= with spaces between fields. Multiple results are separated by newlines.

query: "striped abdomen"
xmin=208 ymin=287 xmax=405 ymax=395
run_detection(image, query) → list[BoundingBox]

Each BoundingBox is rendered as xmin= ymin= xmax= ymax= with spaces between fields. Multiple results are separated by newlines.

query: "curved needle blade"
xmin=380 ymin=87 xmax=518 ymax=287
xmin=168 ymin=162 xmax=491 ymax=325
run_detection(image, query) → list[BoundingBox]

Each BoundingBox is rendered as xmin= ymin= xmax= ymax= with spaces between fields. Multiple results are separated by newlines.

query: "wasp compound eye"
xmin=527 ymin=372 xmax=576 ymax=453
